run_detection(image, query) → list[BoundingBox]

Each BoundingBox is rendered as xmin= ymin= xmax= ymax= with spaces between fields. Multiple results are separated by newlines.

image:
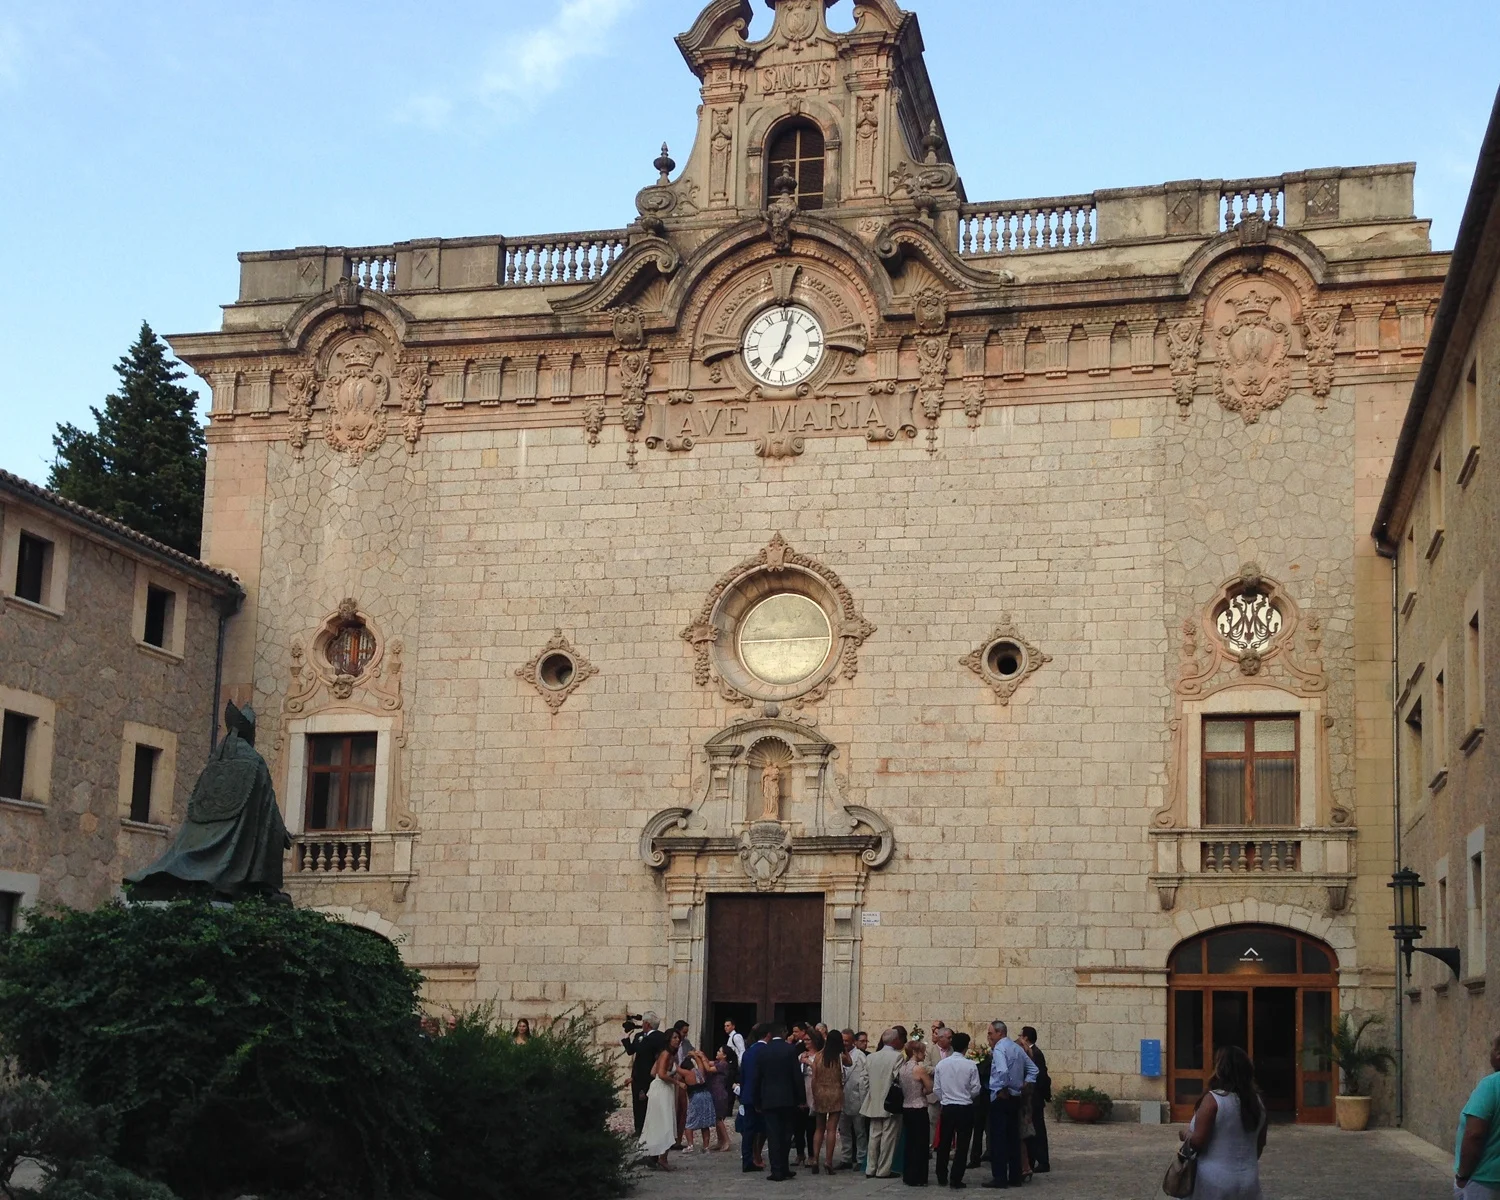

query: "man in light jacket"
xmin=838 ymin=1028 xmax=870 ymax=1172
xmin=859 ymin=1028 xmax=906 ymax=1178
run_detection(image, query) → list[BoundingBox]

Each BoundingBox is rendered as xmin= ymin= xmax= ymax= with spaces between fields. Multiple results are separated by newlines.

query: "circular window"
xmin=537 ymin=652 xmax=576 ymax=691
xmin=738 ymin=593 xmax=833 ymax=686
xmin=985 ymin=639 xmax=1026 ymax=680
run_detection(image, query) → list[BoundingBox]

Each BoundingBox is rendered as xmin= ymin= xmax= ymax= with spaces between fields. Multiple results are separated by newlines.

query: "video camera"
xmin=621 ymin=1013 xmax=645 ymax=1033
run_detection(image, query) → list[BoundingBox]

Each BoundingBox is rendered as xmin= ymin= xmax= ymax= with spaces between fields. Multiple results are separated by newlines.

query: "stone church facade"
xmin=171 ymin=0 xmax=1447 ymax=1119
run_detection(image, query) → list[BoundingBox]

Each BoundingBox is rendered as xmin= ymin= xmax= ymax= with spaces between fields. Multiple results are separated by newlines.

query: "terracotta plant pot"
xmin=1064 ymin=1099 xmax=1103 ymax=1123
xmin=1334 ymin=1095 xmax=1371 ymax=1131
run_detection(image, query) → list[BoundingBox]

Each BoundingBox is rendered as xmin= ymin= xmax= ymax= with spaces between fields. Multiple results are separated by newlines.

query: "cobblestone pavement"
xmin=627 ymin=1121 xmax=1455 ymax=1199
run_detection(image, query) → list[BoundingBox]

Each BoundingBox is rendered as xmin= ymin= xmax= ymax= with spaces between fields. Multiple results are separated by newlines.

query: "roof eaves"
xmin=1372 ymin=86 xmax=1500 ymax=553
xmin=0 ymin=469 xmax=244 ymax=599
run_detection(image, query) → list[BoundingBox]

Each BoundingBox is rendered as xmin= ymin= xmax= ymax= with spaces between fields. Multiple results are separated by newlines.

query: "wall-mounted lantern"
xmin=1389 ymin=866 xmax=1461 ymax=979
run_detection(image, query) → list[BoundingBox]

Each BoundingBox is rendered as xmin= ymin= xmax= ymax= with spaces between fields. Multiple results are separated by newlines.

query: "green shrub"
xmin=0 ymin=1077 xmax=177 ymax=1200
xmin=423 ymin=1006 xmax=632 ymax=1200
xmin=0 ymin=901 xmax=427 ymax=1200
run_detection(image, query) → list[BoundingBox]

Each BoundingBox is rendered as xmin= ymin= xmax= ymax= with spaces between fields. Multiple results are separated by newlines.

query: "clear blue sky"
xmin=1 ymin=0 xmax=1494 ymax=484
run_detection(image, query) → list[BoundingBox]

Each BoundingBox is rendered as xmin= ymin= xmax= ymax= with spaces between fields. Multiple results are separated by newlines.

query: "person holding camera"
xmin=622 ymin=1012 xmax=668 ymax=1137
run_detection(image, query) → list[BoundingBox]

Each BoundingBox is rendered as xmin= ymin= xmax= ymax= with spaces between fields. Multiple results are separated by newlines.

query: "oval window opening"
xmin=538 ymin=652 xmax=576 ymax=691
xmin=738 ymin=593 xmax=832 ymax=686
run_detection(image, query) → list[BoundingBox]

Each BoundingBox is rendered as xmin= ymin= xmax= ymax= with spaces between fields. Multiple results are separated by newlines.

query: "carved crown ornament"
xmin=638 ymin=715 xmax=895 ymax=894
xmin=680 ymin=533 xmax=875 ymax=709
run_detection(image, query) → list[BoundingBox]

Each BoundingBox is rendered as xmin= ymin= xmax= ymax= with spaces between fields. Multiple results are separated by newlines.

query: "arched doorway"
xmin=1167 ymin=924 xmax=1337 ymax=1124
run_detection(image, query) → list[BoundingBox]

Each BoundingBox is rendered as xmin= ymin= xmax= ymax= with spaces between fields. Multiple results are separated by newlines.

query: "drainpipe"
xmin=1376 ymin=534 xmax=1403 ymax=1125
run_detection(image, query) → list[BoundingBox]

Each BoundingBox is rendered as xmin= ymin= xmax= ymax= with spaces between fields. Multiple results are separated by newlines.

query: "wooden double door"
xmin=1167 ymin=925 xmax=1338 ymax=1124
xmin=706 ymin=894 xmax=823 ymax=1049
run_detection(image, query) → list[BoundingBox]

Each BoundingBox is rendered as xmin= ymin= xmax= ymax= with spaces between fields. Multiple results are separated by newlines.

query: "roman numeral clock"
xmin=742 ymin=305 xmax=825 ymax=388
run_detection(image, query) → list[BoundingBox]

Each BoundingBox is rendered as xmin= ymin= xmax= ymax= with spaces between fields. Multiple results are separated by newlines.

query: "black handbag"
xmin=883 ymin=1079 xmax=904 ymax=1115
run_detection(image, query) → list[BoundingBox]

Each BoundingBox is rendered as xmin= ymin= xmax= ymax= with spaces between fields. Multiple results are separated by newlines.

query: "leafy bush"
xmin=0 ymin=901 xmax=428 ymax=1200
xmin=423 ymin=1005 xmax=632 ymax=1200
xmin=1054 ymin=1084 xmax=1113 ymax=1119
xmin=0 ymin=1077 xmax=177 ymax=1200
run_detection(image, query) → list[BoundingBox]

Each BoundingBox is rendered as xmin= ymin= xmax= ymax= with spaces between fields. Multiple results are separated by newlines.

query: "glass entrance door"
xmin=1166 ymin=926 xmax=1338 ymax=1124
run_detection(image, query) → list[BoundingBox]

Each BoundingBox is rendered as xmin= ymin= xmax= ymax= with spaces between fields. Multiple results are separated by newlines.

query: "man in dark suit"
xmin=739 ymin=1024 xmax=771 ymax=1173
xmin=750 ymin=1023 xmax=805 ymax=1181
xmin=622 ymin=1012 xmax=668 ymax=1137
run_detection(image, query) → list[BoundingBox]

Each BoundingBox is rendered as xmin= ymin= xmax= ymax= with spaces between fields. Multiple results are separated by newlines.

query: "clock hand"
xmin=770 ymin=309 xmax=794 ymax=367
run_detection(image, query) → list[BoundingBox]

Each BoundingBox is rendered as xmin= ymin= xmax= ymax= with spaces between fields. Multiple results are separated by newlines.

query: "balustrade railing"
xmin=1200 ymin=838 xmax=1302 ymax=874
xmin=345 ymin=249 xmax=396 ymax=292
xmin=503 ymin=231 xmax=628 ymax=285
xmin=296 ymin=836 xmax=373 ymax=874
xmin=959 ymin=196 xmax=1096 ymax=255
xmin=1219 ymin=179 xmax=1284 ymax=231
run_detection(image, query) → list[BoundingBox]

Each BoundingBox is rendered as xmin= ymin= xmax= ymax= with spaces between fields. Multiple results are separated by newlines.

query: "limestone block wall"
xmin=231 ymin=361 xmax=1405 ymax=1102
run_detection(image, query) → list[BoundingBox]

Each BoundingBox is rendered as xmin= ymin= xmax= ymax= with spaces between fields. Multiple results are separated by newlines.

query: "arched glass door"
xmin=1167 ymin=925 xmax=1337 ymax=1124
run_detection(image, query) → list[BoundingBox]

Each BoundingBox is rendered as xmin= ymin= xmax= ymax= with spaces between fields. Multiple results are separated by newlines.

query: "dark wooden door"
xmin=707 ymin=894 xmax=824 ymax=1031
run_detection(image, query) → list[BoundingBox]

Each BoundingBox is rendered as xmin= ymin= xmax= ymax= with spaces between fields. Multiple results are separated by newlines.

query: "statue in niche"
xmin=760 ymin=762 xmax=783 ymax=821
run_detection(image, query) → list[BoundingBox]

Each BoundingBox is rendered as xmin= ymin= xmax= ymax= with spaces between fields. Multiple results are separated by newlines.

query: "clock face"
xmin=742 ymin=305 xmax=825 ymax=387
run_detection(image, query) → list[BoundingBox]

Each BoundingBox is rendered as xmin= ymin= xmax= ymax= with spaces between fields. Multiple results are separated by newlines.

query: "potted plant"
xmin=1323 ymin=1012 xmax=1396 ymax=1131
xmin=1055 ymin=1085 xmax=1113 ymax=1123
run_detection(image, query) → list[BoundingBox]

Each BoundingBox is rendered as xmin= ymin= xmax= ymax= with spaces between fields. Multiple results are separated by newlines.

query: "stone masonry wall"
xmin=0 ymin=503 xmax=224 ymax=910
xmin=240 ymin=363 xmax=1401 ymax=1103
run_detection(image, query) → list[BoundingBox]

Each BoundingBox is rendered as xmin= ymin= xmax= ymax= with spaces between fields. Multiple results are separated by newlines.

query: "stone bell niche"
xmin=640 ymin=716 xmax=893 ymax=1032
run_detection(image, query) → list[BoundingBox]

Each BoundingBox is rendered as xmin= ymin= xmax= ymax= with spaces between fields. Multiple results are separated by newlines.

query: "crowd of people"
xmin=622 ymin=1014 xmax=1053 ymax=1188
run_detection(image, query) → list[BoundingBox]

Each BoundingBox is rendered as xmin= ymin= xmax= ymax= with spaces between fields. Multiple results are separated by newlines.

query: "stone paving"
xmin=627 ymin=1121 xmax=1456 ymax=1199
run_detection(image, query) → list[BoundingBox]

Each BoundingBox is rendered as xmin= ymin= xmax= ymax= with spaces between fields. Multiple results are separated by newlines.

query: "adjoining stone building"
xmin=1373 ymin=88 xmax=1500 ymax=1149
xmin=0 ymin=469 xmax=242 ymax=924
xmin=169 ymin=0 xmax=1446 ymax=1121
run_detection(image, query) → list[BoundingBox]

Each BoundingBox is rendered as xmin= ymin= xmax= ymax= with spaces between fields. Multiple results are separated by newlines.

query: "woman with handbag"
xmin=1165 ymin=1045 xmax=1267 ymax=1199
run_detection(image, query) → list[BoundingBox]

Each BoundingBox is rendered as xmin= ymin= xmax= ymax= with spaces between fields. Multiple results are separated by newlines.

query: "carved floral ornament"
xmin=280 ymin=598 xmax=412 ymax=832
xmin=1176 ymin=564 xmax=1325 ymax=697
xmin=681 ymin=533 xmax=875 ymax=709
xmin=516 ymin=630 xmax=598 ymax=712
xmin=960 ymin=617 xmax=1051 ymax=704
xmin=1213 ymin=287 xmax=1291 ymax=424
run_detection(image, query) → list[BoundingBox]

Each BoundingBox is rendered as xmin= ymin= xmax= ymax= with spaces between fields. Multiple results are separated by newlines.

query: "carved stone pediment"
xmin=640 ymin=716 xmax=894 ymax=882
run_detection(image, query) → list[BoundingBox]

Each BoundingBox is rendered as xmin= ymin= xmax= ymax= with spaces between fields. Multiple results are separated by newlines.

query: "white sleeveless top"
xmin=1187 ymin=1090 xmax=1263 ymax=1200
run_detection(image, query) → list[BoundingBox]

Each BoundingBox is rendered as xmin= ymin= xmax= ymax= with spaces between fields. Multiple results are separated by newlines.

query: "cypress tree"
xmin=49 ymin=322 xmax=207 ymax=556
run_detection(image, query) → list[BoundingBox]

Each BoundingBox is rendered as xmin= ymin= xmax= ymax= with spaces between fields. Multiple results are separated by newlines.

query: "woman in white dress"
xmin=1181 ymin=1045 xmax=1268 ymax=1200
xmin=639 ymin=1029 xmax=686 ymax=1170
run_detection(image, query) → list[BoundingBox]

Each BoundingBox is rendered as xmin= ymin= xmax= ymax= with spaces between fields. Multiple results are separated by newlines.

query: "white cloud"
xmin=396 ymin=0 xmax=634 ymax=128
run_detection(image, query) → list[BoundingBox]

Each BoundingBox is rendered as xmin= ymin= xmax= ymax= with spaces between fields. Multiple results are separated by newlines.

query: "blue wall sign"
xmin=1140 ymin=1038 xmax=1163 ymax=1078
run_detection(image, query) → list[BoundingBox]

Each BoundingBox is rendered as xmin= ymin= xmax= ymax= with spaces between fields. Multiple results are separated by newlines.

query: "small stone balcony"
xmin=1148 ymin=825 xmax=1357 ymax=915
xmin=285 ymin=830 xmax=417 ymax=902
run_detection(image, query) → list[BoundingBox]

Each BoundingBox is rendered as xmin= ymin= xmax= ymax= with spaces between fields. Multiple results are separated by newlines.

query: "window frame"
xmin=0 ymin=872 xmax=39 ymax=936
xmin=1183 ymin=688 xmax=1321 ymax=830
xmin=283 ymin=712 xmax=395 ymax=835
xmin=0 ymin=513 xmax=69 ymax=615
xmin=1201 ymin=714 xmax=1301 ymax=827
xmin=1427 ymin=452 xmax=1446 ymax=560
xmin=132 ymin=564 xmax=186 ymax=658
xmin=765 ymin=119 xmax=827 ymax=212
xmin=304 ymin=732 xmax=379 ymax=833
xmin=1459 ymin=355 xmax=1481 ymax=487
xmin=1467 ymin=827 xmax=1487 ymax=979
xmin=116 ymin=722 xmax=178 ymax=828
xmin=0 ymin=687 xmax=55 ymax=807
